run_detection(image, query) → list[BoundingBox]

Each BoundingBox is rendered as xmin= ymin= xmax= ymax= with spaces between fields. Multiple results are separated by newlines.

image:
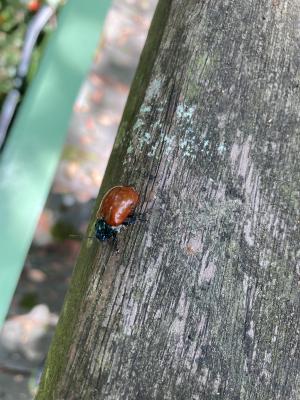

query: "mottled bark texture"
xmin=36 ymin=0 xmax=300 ymax=399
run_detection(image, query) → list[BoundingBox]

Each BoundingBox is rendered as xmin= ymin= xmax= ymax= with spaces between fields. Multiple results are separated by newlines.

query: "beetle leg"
xmin=111 ymin=231 xmax=119 ymax=253
xmin=136 ymin=213 xmax=148 ymax=223
xmin=122 ymin=214 xmax=137 ymax=226
xmin=123 ymin=213 xmax=149 ymax=226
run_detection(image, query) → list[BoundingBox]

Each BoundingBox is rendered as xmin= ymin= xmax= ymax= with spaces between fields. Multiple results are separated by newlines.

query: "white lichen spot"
xmin=178 ymin=136 xmax=198 ymax=158
xmin=217 ymin=143 xmax=226 ymax=154
xmin=179 ymin=138 xmax=188 ymax=149
xmin=176 ymin=104 xmax=185 ymax=118
xmin=153 ymin=120 xmax=162 ymax=129
xmin=147 ymin=142 xmax=158 ymax=157
xmin=133 ymin=118 xmax=144 ymax=131
xmin=144 ymin=132 xmax=151 ymax=144
xmin=146 ymin=78 xmax=162 ymax=100
xmin=127 ymin=145 xmax=133 ymax=154
xmin=164 ymin=135 xmax=175 ymax=153
xmin=176 ymin=103 xmax=196 ymax=120
xmin=140 ymin=105 xmax=152 ymax=113
xmin=137 ymin=131 xmax=152 ymax=150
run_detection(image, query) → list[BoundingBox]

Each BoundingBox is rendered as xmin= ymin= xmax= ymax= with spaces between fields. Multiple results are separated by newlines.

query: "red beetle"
xmin=95 ymin=186 xmax=139 ymax=241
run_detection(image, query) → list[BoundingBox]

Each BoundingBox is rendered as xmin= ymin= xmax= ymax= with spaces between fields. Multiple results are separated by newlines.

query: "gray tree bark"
xmin=36 ymin=0 xmax=300 ymax=399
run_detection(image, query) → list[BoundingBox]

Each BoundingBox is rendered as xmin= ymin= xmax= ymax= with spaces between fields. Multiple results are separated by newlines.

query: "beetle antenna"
xmin=69 ymin=234 xmax=94 ymax=240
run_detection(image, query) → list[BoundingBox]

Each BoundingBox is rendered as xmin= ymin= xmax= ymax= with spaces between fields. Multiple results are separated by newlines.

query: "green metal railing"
xmin=0 ymin=0 xmax=111 ymax=327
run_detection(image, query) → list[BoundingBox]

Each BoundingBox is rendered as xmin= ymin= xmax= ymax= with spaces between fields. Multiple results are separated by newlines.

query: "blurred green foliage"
xmin=1 ymin=1 xmax=31 ymax=104
xmin=0 ymin=1 xmax=24 ymax=105
xmin=19 ymin=291 xmax=39 ymax=309
xmin=0 ymin=1 xmax=61 ymax=107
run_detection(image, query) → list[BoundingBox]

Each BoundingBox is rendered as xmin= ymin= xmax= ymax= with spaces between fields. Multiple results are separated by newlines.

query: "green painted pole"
xmin=0 ymin=0 xmax=111 ymax=327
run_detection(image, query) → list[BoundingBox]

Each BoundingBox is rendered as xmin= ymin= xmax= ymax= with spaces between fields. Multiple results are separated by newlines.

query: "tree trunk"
xmin=36 ymin=0 xmax=300 ymax=399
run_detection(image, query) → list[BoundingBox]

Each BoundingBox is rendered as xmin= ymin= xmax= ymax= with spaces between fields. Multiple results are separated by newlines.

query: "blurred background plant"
xmin=0 ymin=0 xmax=62 ymax=108
xmin=0 ymin=0 xmax=157 ymax=398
